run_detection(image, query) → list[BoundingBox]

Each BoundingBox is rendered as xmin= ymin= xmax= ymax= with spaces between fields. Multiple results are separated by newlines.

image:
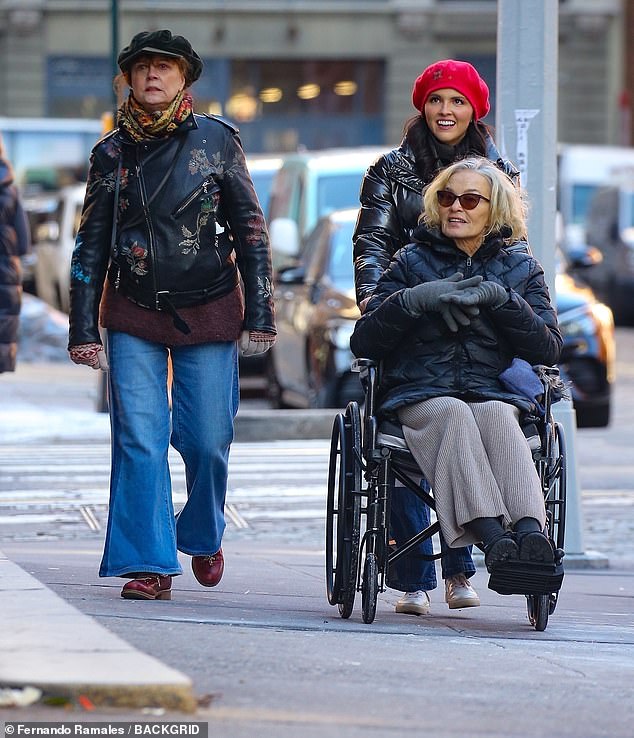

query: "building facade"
xmin=0 ymin=0 xmax=627 ymax=152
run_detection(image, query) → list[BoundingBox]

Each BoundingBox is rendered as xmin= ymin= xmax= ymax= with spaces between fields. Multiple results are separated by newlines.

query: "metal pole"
xmin=111 ymin=0 xmax=119 ymax=117
xmin=496 ymin=0 xmax=591 ymax=560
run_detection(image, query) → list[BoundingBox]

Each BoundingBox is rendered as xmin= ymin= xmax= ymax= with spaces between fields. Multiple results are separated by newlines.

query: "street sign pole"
xmin=111 ymin=0 xmax=119 ymax=117
xmin=496 ymin=0 xmax=596 ymax=561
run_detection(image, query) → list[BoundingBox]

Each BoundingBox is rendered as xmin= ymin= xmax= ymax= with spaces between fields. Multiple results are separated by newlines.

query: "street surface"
xmin=0 ymin=329 xmax=633 ymax=736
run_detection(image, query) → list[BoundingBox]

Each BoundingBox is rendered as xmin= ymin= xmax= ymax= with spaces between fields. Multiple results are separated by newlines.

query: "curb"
xmin=234 ymin=408 xmax=335 ymax=442
xmin=0 ymin=550 xmax=196 ymax=712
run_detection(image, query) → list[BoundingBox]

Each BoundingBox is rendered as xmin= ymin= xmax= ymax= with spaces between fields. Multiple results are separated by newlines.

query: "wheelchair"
xmin=325 ymin=359 xmax=566 ymax=631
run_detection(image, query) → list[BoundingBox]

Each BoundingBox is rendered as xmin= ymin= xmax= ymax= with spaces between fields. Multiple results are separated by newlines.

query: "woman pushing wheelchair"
xmin=350 ymin=156 xmax=562 ymax=587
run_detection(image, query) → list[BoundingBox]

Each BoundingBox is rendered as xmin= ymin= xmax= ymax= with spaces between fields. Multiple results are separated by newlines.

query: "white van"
xmin=558 ymin=144 xmax=634 ymax=322
xmin=28 ymin=182 xmax=87 ymax=314
xmin=558 ymin=144 xmax=634 ymax=242
xmin=266 ymin=146 xmax=387 ymax=268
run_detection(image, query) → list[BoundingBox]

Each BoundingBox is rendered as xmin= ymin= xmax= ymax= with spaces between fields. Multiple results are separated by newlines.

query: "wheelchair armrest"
xmin=351 ymin=358 xmax=377 ymax=374
xmin=533 ymin=364 xmax=568 ymax=414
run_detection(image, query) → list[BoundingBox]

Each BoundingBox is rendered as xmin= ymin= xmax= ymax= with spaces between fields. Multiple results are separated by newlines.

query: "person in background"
xmin=351 ymin=157 xmax=562 ymax=587
xmin=353 ymin=59 xmax=521 ymax=616
xmin=68 ymin=30 xmax=276 ymax=601
xmin=0 ymin=133 xmax=31 ymax=374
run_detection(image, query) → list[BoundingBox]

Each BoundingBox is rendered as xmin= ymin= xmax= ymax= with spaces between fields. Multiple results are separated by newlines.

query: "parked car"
xmin=266 ymin=208 xmax=615 ymax=428
xmin=556 ymin=249 xmax=615 ymax=427
xmin=266 ymin=146 xmax=386 ymax=269
xmin=26 ymin=182 xmax=86 ymax=313
xmin=266 ymin=208 xmax=362 ymax=409
xmin=246 ymin=154 xmax=285 ymax=217
xmin=240 ymin=155 xmax=285 ymax=378
xmin=566 ymin=184 xmax=634 ymax=325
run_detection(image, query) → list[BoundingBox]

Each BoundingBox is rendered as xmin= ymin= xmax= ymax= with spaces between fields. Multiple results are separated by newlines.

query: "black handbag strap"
xmin=110 ymin=157 xmax=123 ymax=254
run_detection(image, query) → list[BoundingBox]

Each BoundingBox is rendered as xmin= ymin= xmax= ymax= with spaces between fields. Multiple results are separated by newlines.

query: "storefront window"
xmin=226 ymin=59 xmax=384 ymax=152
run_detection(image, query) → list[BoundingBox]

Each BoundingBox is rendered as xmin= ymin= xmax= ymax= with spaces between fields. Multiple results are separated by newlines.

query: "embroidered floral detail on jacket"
xmin=245 ymin=212 xmax=267 ymax=246
xmin=120 ymin=241 xmax=149 ymax=275
xmin=257 ymin=276 xmax=272 ymax=298
xmin=70 ymin=237 xmax=91 ymax=284
xmin=189 ymin=149 xmax=224 ymax=178
xmin=102 ymin=138 xmax=123 ymax=160
xmin=179 ymin=207 xmax=212 ymax=255
xmin=92 ymin=165 xmax=130 ymax=194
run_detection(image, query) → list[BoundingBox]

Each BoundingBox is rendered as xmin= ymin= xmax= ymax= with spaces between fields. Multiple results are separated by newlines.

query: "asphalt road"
xmin=0 ymin=329 xmax=633 ymax=736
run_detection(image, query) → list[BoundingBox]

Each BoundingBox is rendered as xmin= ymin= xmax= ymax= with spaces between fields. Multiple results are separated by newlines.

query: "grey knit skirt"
xmin=397 ymin=398 xmax=546 ymax=548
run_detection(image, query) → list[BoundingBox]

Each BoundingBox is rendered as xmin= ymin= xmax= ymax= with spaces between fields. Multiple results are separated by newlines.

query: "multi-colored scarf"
xmin=117 ymin=90 xmax=193 ymax=142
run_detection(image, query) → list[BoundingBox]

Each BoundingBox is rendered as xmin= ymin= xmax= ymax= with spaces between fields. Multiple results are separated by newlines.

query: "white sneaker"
xmin=444 ymin=574 xmax=480 ymax=609
xmin=395 ymin=590 xmax=431 ymax=616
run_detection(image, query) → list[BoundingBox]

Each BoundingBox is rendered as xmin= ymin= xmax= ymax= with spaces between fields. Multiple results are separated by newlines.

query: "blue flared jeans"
xmin=387 ymin=481 xmax=476 ymax=592
xmin=99 ymin=331 xmax=239 ymax=578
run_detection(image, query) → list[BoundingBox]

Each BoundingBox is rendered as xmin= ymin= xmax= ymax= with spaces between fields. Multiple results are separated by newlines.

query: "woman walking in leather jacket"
xmin=353 ymin=60 xmax=519 ymax=616
xmin=351 ymin=157 xmax=562 ymax=590
xmin=68 ymin=30 xmax=276 ymax=601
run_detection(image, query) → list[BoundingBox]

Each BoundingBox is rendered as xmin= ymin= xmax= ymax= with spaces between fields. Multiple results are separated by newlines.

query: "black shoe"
xmin=484 ymin=534 xmax=520 ymax=573
xmin=518 ymin=531 xmax=554 ymax=564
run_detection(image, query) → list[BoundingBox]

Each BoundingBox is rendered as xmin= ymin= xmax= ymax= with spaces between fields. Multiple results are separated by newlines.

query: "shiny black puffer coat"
xmin=353 ymin=135 xmax=520 ymax=303
xmin=0 ymin=158 xmax=30 ymax=372
xmin=350 ymin=226 xmax=562 ymax=418
xmin=69 ymin=113 xmax=275 ymax=346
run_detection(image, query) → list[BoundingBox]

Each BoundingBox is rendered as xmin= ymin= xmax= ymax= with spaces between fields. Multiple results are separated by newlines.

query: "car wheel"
xmin=576 ymin=402 xmax=610 ymax=428
xmin=265 ymin=353 xmax=288 ymax=409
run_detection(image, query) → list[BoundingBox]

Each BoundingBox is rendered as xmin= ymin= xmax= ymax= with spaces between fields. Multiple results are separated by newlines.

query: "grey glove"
xmin=239 ymin=330 xmax=276 ymax=356
xmin=402 ymin=272 xmax=483 ymax=318
xmin=441 ymin=280 xmax=508 ymax=309
xmin=441 ymin=301 xmax=481 ymax=333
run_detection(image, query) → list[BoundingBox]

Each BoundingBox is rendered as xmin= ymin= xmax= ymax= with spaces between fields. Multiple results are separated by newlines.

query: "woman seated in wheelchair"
xmin=350 ymin=156 xmax=562 ymax=587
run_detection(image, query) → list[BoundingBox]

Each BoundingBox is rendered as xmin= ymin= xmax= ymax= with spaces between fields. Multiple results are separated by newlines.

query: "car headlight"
xmin=558 ymin=302 xmax=614 ymax=371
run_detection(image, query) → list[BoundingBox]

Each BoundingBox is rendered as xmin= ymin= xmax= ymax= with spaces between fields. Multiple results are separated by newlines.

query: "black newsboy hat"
xmin=117 ymin=30 xmax=203 ymax=83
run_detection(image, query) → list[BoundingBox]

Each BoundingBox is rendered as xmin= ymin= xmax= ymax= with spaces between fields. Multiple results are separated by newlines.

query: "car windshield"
xmin=317 ymin=174 xmax=365 ymax=219
xmin=571 ymin=184 xmax=599 ymax=225
xmin=328 ymin=220 xmax=355 ymax=290
xmin=621 ymin=190 xmax=634 ymax=229
xmin=250 ymin=170 xmax=276 ymax=215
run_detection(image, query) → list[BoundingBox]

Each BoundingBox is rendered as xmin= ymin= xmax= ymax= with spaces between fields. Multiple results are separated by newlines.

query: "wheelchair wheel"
xmin=527 ymin=594 xmax=549 ymax=631
xmin=361 ymin=552 xmax=379 ymax=624
xmin=547 ymin=422 xmax=567 ymax=553
xmin=325 ymin=404 xmax=362 ymax=618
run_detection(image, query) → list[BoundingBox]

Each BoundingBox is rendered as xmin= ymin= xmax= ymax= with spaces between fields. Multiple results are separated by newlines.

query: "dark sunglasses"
xmin=436 ymin=190 xmax=491 ymax=210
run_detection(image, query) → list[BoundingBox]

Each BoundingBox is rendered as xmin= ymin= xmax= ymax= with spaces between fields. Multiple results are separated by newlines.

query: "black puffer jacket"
xmin=0 ymin=157 xmax=30 ymax=372
xmin=69 ymin=113 xmax=275 ymax=346
xmin=353 ymin=135 xmax=520 ymax=303
xmin=350 ymin=226 xmax=562 ymax=418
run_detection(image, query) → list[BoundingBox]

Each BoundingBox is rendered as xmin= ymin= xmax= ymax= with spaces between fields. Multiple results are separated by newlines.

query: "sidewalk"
xmin=0 ymin=362 xmax=333 ymax=711
xmin=1 ymin=361 xmax=633 ymax=729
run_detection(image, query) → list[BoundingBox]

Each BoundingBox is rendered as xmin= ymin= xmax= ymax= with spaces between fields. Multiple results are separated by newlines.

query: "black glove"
xmin=441 ymin=301 xmax=481 ymax=333
xmin=441 ymin=280 xmax=508 ymax=309
xmin=402 ymin=273 xmax=483 ymax=317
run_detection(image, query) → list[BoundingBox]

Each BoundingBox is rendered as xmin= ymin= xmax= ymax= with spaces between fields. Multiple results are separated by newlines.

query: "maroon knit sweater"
xmin=100 ymin=281 xmax=244 ymax=346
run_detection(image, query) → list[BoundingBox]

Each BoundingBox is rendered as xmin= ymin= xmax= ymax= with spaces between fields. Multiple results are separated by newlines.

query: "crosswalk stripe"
xmin=0 ymin=441 xmax=332 ymax=531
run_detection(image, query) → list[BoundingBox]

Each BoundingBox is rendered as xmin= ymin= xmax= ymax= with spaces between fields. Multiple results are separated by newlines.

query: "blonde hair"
xmin=422 ymin=156 xmax=528 ymax=242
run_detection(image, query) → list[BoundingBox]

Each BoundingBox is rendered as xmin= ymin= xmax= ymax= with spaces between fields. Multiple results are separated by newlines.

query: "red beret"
xmin=412 ymin=59 xmax=490 ymax=121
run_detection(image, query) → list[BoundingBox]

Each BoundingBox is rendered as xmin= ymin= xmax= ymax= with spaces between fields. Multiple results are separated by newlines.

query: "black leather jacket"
xmin=353 ymin=135 xmax=520 ymax=303
xmin=69 ymin=113 xmax=275 ymax=346
xmin=350 ymin=226 xmax=562 ymax=419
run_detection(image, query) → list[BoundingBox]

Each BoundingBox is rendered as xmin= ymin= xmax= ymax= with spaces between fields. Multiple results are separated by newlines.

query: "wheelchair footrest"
xmin=488 ymin=560 xmax=564 ymax=596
